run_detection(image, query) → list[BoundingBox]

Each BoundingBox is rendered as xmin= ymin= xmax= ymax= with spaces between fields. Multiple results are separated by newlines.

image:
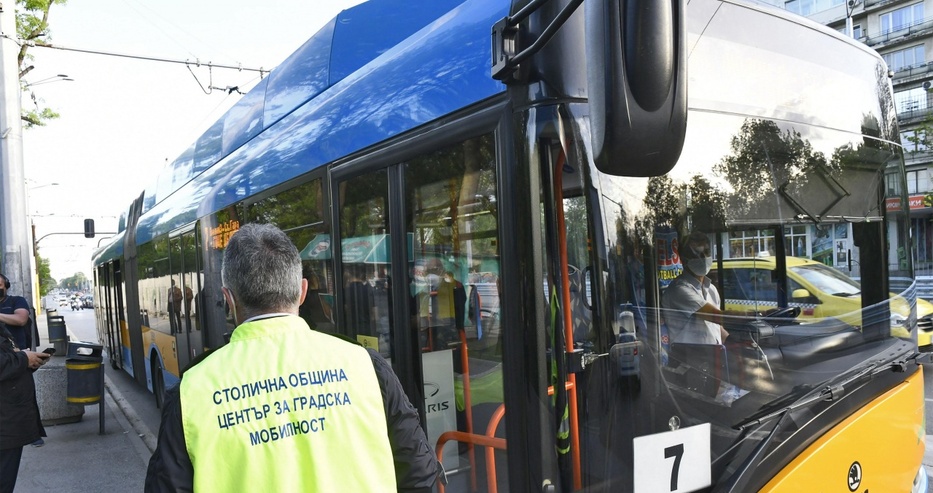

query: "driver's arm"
xmin=695 ymin=302 xmax=730 ymax=341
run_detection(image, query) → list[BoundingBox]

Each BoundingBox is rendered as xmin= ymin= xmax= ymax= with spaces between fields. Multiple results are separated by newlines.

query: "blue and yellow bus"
xmin=93 ymin=0 xmax=929 ymax=490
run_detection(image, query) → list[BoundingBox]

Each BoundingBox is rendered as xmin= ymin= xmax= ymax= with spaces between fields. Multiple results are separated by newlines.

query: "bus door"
xmin=169 ymin=228 xmax=203 ymax=371
xmin=97 ymin=261 xmax=125 ymax=370
xmin=334 ymin=169 xmax=394 ymax=359
xmin=402 ymin=133 xmax=505 ymax=493
xmin=333 ymin=131 xmax=507 ymax=492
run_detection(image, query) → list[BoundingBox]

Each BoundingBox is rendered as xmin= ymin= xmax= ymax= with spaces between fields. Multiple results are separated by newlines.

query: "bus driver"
xmin=661 ymin=231 xmax=730 ymax=345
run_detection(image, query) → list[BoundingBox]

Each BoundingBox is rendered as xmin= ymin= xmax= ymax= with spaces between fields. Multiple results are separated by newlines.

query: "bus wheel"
xmin=152 ymin=358 xmax=165 ymax=409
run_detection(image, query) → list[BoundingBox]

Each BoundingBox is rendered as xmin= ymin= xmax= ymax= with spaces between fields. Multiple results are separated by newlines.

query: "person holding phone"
xmin=0 ymin=315 xmax=49 ymax=493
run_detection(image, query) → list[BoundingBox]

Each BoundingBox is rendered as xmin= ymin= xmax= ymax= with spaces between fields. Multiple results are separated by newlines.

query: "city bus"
xmin=92 ymin=0 xmax=929 ymax=490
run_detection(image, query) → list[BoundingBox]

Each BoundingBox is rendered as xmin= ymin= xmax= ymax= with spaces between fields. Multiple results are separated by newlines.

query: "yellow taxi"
xmin=709 ymin=256 xmax=933 ymax=350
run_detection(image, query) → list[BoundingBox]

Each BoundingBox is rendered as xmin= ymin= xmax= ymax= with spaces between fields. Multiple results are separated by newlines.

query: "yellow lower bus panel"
xmin=760 ymin=367 xmax=925 ymax=493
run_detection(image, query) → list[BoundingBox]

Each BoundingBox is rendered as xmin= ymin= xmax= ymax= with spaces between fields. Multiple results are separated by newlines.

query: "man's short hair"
xmin=680 ymin=231 xmax=711 ymax=260
xmin=222 ymin=223 xmax=302 ymax=313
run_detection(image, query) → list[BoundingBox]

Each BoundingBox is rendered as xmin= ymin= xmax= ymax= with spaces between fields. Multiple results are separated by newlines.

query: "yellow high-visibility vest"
xmin=180 ymin=315 xmax=396 ymax=492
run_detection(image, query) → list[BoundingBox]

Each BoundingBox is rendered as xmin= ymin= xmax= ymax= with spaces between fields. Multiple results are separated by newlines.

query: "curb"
xmin=105 ymin=373 xmax=158 ymax=454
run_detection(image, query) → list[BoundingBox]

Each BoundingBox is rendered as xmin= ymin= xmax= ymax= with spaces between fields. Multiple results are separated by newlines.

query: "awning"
xmin=301 ymin=234 xmax=409 ymax=264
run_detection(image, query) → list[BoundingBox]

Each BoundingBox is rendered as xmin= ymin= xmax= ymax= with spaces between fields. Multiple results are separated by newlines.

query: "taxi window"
xmin=722 ymin=268 xmax=777 ymax=303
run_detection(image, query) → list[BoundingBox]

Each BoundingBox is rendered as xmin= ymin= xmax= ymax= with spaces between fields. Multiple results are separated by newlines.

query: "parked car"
xmin=708 ymin=256 xmax=933 ymax=349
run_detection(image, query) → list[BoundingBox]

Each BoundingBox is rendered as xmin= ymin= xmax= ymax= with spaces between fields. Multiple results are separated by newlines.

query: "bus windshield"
xmin=549 ymin=106 xmax=918 ymax=491
xmin=539 ymin=14 xmax=919 ymax=483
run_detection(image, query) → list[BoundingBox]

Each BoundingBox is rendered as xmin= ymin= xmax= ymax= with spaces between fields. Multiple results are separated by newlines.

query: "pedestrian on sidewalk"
xmin=0 ymin=274 xmax=31 ymax=351
xmin=145 ymin=223 xmax=441 ymax=492
xmin=0 ymin=320 xmax=49 ymax=493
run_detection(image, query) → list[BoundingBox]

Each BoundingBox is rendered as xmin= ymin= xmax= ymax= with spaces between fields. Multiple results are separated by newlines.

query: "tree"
xmin=903 ymin=114 xmax=933 ymax=153
xmin=35 ymin=251 xmax=55 ymax=296
xmin=16 ymin=0 xmax=68 ymax=128
xmin=714 ymin=119 xmax=827 ymax=221
xmin=58 ymin=271 xmax=87 ymax=291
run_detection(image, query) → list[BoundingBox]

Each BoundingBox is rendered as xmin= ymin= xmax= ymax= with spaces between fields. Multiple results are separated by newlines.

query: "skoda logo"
xmin=847 ymin=461 xmax=862 ymax=492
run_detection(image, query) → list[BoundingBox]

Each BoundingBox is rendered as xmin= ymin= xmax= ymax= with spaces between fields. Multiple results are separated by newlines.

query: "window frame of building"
xmin=880 ymin=2 xmax=925 ymax=35
xmin=886 ymin=171 xmax=903 ymax=196
xmin=883 ymin=44 xmax=926 ymax=73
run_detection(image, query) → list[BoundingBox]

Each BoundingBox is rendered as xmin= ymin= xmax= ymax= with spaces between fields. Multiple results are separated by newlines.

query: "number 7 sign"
xmin=633 ymin=423 xmax=711 ymax=492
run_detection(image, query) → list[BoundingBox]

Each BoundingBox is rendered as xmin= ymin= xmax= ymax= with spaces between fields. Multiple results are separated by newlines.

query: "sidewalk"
xmin=12 ymin=313 xmax=156 ymax=492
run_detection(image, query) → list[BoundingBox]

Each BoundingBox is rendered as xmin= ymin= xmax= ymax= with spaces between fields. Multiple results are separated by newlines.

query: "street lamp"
xmin=23 ymin=74 xmax=73 ymax=88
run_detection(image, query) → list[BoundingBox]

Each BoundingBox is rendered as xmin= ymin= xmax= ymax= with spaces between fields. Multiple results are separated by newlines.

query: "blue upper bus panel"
xmin=142 ymin=0 xmax=466 ymax=213
xmin=134 ymin=0 xmax=507 ymax=243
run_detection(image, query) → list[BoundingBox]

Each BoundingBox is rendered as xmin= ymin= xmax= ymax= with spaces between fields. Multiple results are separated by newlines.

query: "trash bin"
xmin=66 ymin=342 xmax=104 ymax=405
xmin=47 ymin=314 xmax=68 ymax=354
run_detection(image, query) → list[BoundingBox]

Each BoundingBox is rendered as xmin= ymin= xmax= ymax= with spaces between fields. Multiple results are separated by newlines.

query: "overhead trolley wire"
xmin=17 ymin=39 xmax=268 ymax=77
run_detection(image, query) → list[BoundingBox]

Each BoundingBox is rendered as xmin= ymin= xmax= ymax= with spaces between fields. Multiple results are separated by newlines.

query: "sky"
xmin=20 ymin=0 xmax=364 ymax=283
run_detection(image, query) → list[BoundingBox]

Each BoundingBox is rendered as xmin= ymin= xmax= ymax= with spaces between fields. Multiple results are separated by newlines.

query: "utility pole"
xmin=0 ymin=2 xmax=35 ymax=305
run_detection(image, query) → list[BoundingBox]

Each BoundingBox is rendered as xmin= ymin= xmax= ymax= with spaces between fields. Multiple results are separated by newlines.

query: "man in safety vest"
xmin=145 ymin=223 xmax=441 ymax=492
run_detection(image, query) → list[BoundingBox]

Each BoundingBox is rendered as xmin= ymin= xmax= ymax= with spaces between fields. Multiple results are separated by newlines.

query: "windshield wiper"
xmin=831 ymin=291 xmax=860 ymax=297
xmin=733 ymin=363 xmax=876 ymax=431
xmin=719 ymin=352 xmax=925 ymax=492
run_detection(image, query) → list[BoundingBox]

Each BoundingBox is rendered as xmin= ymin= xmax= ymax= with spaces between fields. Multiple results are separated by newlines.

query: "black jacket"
xmin=0 ymin=327 xmax=45 ymax=450
xmin=145 ymin=347 xmax=441 ymax=492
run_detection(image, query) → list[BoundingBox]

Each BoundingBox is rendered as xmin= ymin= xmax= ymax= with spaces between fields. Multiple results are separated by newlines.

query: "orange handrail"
xmin=460 ymin=328 xmax=477 ymax=491
xmin=484 ymin=405 xmax=507 ymax=493
xmin=436 ymin=381 xmax=578 ymax=493
xmin=554 ymin=150 xmax=583 ymax=490
xmin=436 ymin=431 xmax=507 ymax=493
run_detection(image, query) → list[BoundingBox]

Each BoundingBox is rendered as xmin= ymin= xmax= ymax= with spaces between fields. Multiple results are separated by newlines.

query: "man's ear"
xmin=298 ymin=278 xmax=308 ymax=306
xmin=221 ymin=287 xmax=234 ymax=307
xmin=222 ymin=287 xmax=237 ymax=319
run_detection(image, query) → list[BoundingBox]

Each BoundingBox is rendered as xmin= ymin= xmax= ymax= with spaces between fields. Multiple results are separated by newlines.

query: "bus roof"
xmin=132 ymin=0 xmax=506 ymax=245
xmin=139 ymin=0 xmax=485 ymax=216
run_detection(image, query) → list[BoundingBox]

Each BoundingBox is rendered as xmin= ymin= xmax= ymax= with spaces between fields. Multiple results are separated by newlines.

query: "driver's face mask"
xmin=684 ymin=243 xmax=712 ymax=277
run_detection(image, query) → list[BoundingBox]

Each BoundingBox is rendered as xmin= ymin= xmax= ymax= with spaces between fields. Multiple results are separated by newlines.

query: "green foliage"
xmin=21 ymin=106 xmax=59 ymax=128
xmin=58 ymin=271 xmax=88 ymax=291
xmin=35 ymin=252 xmax=55 ymax=296
xmin=15 ymin=0 xmax=67 ymax=127
xmin=904 ymin=115 xmax=933 ymax=153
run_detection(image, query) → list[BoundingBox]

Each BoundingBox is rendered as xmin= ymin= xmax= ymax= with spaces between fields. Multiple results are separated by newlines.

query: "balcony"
xmin=891 ymin=62 xmax=933 ymax=79
xmin=864 ymin=0 xmax=908 ymax=10
xmin=903 ymin=149 xmax=933 ymax=167
xmin=863 ymin=17 xmax=933 ymax=49
xmin=897 ymin=104 xmax=933 ymax=124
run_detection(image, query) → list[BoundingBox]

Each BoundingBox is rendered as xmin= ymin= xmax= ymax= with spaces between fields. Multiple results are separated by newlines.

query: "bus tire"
xmin=152 ymin=357 xmax=165 ymax=409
